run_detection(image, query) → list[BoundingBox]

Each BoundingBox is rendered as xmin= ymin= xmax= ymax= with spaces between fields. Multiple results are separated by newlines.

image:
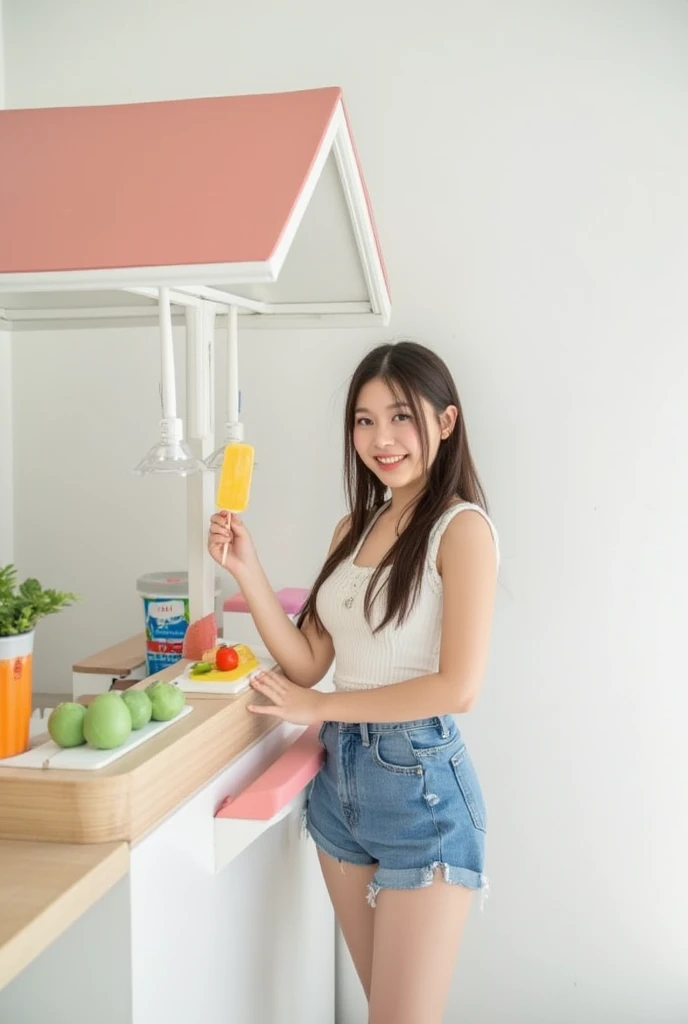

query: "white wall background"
xmin=3 ymin=1 xmax=688 ymax=1021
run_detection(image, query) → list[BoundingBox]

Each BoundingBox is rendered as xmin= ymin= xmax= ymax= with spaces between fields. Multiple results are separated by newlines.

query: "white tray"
xmin=0 ymin=705 xmax=193 ymax=771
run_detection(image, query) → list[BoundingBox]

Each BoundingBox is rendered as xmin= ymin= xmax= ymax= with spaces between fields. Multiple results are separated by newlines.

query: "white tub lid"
xmin=136 ymin=573 xmax=221 ymax=597
xmin=136 ymin=573 xmax=189 ymax=598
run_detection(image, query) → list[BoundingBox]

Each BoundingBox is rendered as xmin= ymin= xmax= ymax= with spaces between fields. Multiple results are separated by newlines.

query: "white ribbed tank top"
xmin=316 ymin=502 xmax=500 ymax=693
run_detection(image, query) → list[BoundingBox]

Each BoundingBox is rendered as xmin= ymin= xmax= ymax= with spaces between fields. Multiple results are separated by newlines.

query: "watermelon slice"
xmin=182 ymin=613 xmax=218 ymax=661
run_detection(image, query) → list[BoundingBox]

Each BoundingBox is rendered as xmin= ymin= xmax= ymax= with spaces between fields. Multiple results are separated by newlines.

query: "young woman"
xmin=207 ymin=341 xmax=499 ymax=1024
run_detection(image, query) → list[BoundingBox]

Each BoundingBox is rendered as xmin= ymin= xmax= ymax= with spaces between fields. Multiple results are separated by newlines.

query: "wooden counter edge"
xmin=72 ymin=634 xmax=147 ymax=675
xmin=0 ymin=678 xmax=279 ymax=845
xmin=0 ymin=840 xmax=129 ymax=991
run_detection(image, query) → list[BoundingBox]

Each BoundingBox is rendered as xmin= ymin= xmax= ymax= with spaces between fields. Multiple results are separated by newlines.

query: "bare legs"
xmin=318 ymin=853 xmax=473 ymax=1024
xmin=317 ymin=849 xmax=377 ymax=999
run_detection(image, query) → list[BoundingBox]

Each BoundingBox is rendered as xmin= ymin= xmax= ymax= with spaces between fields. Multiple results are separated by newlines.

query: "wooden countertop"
xmin=0 ymin=660 xmax=278 ymax=844
xmin=0 ymin=839 xmax=129 ymax=990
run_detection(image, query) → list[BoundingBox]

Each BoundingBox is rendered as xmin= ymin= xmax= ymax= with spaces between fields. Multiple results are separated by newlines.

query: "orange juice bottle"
xmin=0 ymin=632 xmax=34 ymax=758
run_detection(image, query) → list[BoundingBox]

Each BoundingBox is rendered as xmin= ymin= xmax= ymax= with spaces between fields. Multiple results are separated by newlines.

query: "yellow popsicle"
xmin=216 ymin=442 xmax=254 ymax=512
xmin=216 ymin=442 xmax=254 ymax=566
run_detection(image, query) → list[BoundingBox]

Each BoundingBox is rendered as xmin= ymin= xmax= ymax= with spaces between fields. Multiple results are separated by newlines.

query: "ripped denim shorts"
xmin=305 ymin=715 xmax=489 ymax=907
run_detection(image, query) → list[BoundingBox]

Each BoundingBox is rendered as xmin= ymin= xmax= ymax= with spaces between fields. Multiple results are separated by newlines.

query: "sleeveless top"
xmin=316 ymin=502 xmax=500 ymax=692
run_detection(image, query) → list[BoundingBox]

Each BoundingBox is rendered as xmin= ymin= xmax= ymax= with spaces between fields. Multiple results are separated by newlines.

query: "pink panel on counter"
xmin=0 ymin=88 xmax=342 ymax=273
xmin=224 ymin=587 xmax=308 ymax=615
xmin=216 ymin=724 xmax=324 ymax=821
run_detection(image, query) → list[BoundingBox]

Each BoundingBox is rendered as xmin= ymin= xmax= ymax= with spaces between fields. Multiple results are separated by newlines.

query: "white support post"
xmin=186 ymin=303 xmax=217 ymax=622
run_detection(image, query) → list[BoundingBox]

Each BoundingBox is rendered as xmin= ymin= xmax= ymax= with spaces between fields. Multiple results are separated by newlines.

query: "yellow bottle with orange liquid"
xmin=0 ymin=566 xmax=77 ymax=759
xmin=0 ymin=632 xmax=34 ymax=759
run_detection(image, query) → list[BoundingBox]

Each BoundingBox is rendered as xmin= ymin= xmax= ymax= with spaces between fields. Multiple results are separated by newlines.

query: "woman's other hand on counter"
xmin=248 ymin=670 xmax=325 ymax=726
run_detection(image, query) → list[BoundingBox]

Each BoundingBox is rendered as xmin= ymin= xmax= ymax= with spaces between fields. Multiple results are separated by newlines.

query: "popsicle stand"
xmin=0 ymin=87 xmax=391 ymax=1023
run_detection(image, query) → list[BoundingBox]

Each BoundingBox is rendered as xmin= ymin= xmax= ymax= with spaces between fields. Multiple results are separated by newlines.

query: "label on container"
xmin=142 ymin=597 xmax=190 ymax=676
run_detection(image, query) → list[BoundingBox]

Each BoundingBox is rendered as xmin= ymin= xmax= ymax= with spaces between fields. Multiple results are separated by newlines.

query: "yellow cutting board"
xmin=192 ymin=643 xmax=260 ymax=682
xmin=175 ymin=644 xmax=270 ymax=695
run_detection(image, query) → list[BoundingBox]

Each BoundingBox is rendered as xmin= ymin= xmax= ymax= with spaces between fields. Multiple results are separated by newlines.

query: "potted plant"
xmin=0 ymin=565 xmax=78 ymax=758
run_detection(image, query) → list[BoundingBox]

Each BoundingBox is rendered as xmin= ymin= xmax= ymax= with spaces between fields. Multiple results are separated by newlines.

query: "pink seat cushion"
xmin=223 ymin=586 xmax=309 ymax=615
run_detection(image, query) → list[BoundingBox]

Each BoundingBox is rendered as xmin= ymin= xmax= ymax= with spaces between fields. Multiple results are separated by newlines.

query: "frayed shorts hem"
xmin=367 ymin=863 xmax=488 ymax=907
xmin=306 ymin=821 xmax=489 ymax=910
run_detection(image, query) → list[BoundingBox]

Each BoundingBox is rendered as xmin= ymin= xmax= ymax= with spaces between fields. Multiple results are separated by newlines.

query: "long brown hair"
xmin=298 ymin=341 xmax=488 ymax=633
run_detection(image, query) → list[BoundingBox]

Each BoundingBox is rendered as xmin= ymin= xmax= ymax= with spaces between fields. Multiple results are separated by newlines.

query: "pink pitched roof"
xmin=0 ymin=87 xmax=349 ymax=274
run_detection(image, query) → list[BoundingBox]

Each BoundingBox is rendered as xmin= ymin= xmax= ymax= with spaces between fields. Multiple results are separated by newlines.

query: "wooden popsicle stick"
xmin=221 ymin=511 xmax=232 ymax=566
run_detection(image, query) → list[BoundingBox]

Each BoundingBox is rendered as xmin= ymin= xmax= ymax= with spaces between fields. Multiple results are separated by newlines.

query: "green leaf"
xmin=0 ymin=564 xmax=80 ymax=636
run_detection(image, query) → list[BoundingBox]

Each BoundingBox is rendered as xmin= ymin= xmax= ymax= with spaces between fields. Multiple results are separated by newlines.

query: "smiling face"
xmin=352 ymin=377 xmax=456 ymax=494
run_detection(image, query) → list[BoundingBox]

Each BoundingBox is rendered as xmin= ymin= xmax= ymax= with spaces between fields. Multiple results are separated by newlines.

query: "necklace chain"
xmin=343 ymin=573 xmax=365 ymax=609
xmin=342 ymin=501 xmax=407 ymax=609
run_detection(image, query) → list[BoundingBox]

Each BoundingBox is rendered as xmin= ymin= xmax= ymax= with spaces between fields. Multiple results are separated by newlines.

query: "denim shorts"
xmin=305 ymin=715 xmax=489 ymax=907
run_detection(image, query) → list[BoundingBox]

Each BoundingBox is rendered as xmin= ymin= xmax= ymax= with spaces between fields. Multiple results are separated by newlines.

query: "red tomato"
xmin=216 ymin=646 xmax=239 ymax=672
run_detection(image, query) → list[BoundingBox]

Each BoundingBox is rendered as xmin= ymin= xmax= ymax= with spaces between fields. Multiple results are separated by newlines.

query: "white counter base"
xmin=0 ymin=722 xmax=335 ymax=1024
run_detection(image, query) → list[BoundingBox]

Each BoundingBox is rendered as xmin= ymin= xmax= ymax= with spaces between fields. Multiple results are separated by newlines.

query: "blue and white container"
xmin=137 ymin=573 xmax=221 ymax=677
xmin=136 ymin=572 xmax=193 ymax=677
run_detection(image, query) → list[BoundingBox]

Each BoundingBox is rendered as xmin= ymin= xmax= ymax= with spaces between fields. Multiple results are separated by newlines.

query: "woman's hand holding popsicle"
xmin=208 ymin=512 xmax=259 ymax=579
